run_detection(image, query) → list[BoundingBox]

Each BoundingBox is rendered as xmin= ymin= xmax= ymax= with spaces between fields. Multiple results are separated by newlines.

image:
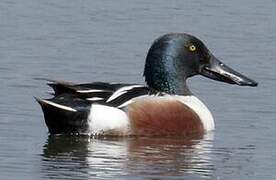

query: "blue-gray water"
xmin=0 ymin=0 xmax=275 ymax=179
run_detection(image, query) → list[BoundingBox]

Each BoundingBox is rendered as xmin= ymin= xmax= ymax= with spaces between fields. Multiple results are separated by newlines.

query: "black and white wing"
xmin=45 ymin=79 xmax=160 ymax=107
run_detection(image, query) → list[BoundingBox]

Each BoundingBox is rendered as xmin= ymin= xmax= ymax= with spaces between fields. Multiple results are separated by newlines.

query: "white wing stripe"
xmin=117 ymin=100 xmax=134 ymax=108
xmin=117 ymin=95 xmax=151 ymax=108
xmin=41 ymin=100 xmax=77 ymax=112
xmin=86 ymin=97 xmax=104 ymax=101
xmin=76 ymin=89 xmax=106 ymax=93
xmin=107 ymin=85 xmax=144 ymax=102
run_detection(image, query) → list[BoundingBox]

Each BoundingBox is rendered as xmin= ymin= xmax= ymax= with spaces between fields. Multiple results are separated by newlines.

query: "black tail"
xmin=47 ymin=83 xmax=76 ymax=96
xmin=35 ymin=97 xmax=90 ymax=134
xmin=34 ymin=78 xmax=76 ymax=95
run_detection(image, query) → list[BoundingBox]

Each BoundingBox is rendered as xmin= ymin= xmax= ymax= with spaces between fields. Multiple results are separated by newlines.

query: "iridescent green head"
xmin=144 ymin=33 xmax=257 ymax=95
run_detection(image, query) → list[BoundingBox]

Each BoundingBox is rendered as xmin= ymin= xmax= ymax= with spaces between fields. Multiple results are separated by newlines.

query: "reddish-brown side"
xmin=127 ymin=99 xmax=204 ymax=136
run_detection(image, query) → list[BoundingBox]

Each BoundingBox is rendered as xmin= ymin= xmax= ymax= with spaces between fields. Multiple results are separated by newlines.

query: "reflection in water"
xmin=41 ymin=133 xmax=215 ymax=179
xmin=41 ymin=136 xmax=91 ymax=179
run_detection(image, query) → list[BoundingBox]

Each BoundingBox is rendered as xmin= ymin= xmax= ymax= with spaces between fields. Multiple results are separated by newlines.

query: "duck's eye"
xmin=188 ymin=45 xmax=197 ymax=52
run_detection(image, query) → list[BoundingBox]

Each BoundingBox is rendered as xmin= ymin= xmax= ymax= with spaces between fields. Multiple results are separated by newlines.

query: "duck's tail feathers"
xmin=34 ymin=78 xmax=75 ymax=95
xmin=34 ymin=97 xmax=89 ymax=134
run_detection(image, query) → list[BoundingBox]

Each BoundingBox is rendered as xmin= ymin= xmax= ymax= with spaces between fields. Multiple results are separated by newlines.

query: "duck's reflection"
xmin=41 ymin=133 xmax=215 ymax=179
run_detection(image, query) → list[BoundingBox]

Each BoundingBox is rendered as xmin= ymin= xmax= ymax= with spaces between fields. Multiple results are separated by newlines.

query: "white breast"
xmin=175 ymin=95 xmax=215 ymax=131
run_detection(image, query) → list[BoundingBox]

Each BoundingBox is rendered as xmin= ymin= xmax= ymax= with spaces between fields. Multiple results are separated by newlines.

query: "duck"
xmin=36 ymin=33 xmax=258 ymax=136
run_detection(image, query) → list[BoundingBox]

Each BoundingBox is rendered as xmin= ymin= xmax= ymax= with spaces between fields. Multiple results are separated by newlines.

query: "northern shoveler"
xmin=36 ymin=33 xmax=258 ymax=136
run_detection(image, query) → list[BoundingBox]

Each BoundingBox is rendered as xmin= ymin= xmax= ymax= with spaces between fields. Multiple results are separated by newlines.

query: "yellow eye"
xmin=189 ymin=45 xmax=196 ymax=52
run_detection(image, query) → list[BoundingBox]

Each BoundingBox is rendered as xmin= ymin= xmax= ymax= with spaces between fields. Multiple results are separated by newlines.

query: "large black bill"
xmin=200 ymin=55 xmax=258 ymax=87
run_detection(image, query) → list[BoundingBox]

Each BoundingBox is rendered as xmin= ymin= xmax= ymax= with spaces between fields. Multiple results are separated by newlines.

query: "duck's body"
xmin=37 ymin=82 xmax=214 ymax=136
xmin=37 ymin=33 xmax=257 ymax=136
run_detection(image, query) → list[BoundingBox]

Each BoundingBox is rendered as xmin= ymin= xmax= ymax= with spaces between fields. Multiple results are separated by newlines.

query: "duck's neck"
xmin=144 ymin=54 xmax=192 ymax=95
xmin=146 ymin=74 xmax=192 ymax=95
xmin=160 ymin=80 xmax=192 ymax=96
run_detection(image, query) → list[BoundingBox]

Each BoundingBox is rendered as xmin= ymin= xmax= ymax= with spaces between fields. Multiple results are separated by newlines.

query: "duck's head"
xmin=144 ymin=33 xmax=258 ymax=94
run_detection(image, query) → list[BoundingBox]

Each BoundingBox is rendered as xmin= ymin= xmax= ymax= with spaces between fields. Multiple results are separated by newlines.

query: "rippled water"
xmin=1 ymin=0 xmax=276 ymax=179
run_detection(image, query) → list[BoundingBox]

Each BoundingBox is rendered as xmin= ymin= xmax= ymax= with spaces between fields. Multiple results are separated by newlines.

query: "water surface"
xmin=0 ymin=0 xmax=275 ymax=179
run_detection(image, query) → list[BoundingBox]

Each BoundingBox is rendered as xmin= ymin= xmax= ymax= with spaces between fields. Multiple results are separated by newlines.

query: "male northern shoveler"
xmin=36 ymin=33 xmax=258 ymax=136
